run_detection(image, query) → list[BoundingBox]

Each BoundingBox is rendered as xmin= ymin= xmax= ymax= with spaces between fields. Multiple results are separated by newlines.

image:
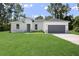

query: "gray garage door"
xmin=48 ymin=25 xmax=65 ymax=33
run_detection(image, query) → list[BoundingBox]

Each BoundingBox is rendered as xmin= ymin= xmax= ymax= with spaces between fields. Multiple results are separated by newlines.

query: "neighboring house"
xmin=11 ymin=18 xmax=69 ymax=33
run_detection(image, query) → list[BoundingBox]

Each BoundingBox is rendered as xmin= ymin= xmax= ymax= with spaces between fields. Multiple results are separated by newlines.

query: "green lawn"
xmin=0 ymin=32 xmax=79 ymax=56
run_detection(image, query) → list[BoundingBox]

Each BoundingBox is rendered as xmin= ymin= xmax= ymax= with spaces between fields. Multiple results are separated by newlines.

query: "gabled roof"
xmin=10 ymin=17 xmax=33 ymax=23
xmin=34 ymin=18 xmax=69 ymax=22
xmin=25 ymin=17 xmax=33 ymax=20
xmin=10 ymin=18 xmax=69 ymax=23
xmin=10 ymin=21 xmax=25 ymax=24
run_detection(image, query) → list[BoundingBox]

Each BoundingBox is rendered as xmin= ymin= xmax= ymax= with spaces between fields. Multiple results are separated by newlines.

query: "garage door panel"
xmin=48 ymin=25 xmax=65 ymax=33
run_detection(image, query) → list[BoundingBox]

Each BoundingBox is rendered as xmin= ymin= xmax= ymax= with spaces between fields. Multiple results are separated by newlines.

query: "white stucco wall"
xmin=32 ymin=21 xmax=44 ymax=31
xmin=43 ymin=21 xmax=69 ymax=33
xmin=11 ymin=19 xmax=69 ymax=33
xmin=11 ymin=22 xmax=26 ymax=32
xmin=11 ymin=19 xmax=33 ymax=32
xmin=24 ymin=19 xmax=33 ymax=31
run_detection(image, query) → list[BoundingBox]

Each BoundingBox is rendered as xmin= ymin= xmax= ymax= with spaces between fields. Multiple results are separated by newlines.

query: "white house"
xmin=10 ymin=18 xmax=69 ymax=33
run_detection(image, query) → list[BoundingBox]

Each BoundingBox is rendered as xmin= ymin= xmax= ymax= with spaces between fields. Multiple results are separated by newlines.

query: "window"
xmin=35 ymin=24 xmax=38 ymax=30
xmin=16 ymin=24 xmax=19 ymax=29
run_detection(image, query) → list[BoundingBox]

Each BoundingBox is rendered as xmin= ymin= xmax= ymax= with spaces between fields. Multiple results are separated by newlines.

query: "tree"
xmin=77 ymin=4 xmax=79 ymax=10
xmin=0 ymin=3 xmax=25 ymax=31
xmin=35 ymin=16 xmax=44 ymax=20
xmin=45 ymin=16 xmax=53 ymax=20
xmin=19 ymin=14 xmax=26 ymax=22
xmin=3 ymin=3 xmax=15 ymax=22
xmin=0 ymin=3 xmax=7 ymax=31
xmin=73 ymin=16 xmax=79 ymax=27
xmin=64 ymin=15 xmax=73 ymax=21
xmin=65 ymin=4 xmax=70 ymax=16
xmin=73 ymin=4 xmax=79 ymax=32
xmin=13 ymin=4 xmax=24 ymax=21
xmin=72 ymin=16 xmax=79 ymax=32
xmin=64 ymin=15 xmax=74 ymax=30
xmin=47 ymin=3 xmax=70 ymax=19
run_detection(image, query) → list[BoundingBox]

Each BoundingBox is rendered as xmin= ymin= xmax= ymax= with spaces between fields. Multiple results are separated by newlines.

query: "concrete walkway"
xmin=53 ymin=34 xmax=79 ymax=45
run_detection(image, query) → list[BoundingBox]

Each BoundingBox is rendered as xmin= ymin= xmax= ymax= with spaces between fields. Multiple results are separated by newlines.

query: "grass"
xmin=27 ymin=31 xmax=44 ymax=34
xmin=69 ymin=31 xmax=79 ymax=35
xmin=0 ymin=32 xmax=79 ymax=56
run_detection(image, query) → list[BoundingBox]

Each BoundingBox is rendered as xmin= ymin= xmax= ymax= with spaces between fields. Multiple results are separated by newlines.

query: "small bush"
xmin=32 ymin=30 xmax=44 ymax=33
xmin=0 ymin=24 xmax=10 ymax=31
xmin=74 ymin=27 xmax=79 ymax=32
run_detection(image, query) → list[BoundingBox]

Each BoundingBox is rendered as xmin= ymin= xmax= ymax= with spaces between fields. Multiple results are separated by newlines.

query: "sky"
xmin=22 ymin=3 xmax=79 ymax=18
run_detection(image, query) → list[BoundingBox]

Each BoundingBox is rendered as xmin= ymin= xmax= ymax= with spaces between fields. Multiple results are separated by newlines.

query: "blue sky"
xmin=22 ymin=3 xmax=79 ymax=18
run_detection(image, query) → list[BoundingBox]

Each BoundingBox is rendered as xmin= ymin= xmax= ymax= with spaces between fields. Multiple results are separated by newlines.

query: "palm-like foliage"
xmin=72 ymin=16 xmax=79 ymax=32
xmin=72 ymin=4 xmax=79 ymax=32
xmin=47 ymin=3 xmax=70 ymax=19
xmin=73 ymin=16 xmax=79 ymax=27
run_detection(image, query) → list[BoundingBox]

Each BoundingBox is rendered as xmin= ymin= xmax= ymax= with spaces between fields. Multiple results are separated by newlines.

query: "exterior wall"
xmin=11 ymin=20 xmax=69 ymax=33
xmin=65 ymin=25 xmax=69 ymax=33
xmin=43 ymin=21 xmax=69 ymax=33
xmin=24 ymin=19 xmax=33 ymax=31
xmin=32 ymin=21 xmax=44 ymax=31
xmin=11 ymin=19 xmax=33 ymax=32
xmin=11 ymin=22 xmax=26 ymax=32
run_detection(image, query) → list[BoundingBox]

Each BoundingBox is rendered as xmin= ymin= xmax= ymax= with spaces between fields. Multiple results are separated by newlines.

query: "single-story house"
xmin=10 ymin=18 xmax=69 ymax=33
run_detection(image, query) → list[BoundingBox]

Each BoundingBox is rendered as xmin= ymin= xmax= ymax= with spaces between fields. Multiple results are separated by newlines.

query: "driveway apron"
xmin=53 ymin=34 xmax=79 ymax=45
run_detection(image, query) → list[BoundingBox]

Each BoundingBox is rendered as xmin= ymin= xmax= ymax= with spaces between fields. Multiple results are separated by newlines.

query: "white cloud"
xmin=44 ymin=6 xmax=48 ymax=10
xmin=30 ymin=4 xmax=33 ymax=7
xmin=71 ymin=6 xmax=79 ymax=10
xmin=32 ymin=15 xmax=39 ymax=18
xmin=23 ymin=4 xmax=33 ymax=8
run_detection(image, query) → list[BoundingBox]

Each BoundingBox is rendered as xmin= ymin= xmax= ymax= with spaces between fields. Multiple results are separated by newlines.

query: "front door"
xmin=27 ymin=24 xmax=30 ymax=32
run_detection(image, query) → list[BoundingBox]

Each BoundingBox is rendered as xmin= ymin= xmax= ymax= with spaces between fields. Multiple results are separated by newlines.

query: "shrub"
xmin=32 ymin=30 xmax=44 ymax=33
xmin=0 ymin=23 xmax=10 ymax=31
xmin=74 ymin=27 xmax=79 ymax=32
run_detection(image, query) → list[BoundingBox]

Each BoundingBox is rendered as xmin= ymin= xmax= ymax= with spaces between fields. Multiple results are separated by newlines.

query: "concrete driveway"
xmin=53 ymin=34 xmax=79 ymax=45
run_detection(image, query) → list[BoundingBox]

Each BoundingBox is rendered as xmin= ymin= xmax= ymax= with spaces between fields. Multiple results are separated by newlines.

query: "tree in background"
xmin=0 ymin=3 xmax=25 ymax=31
xmin=13 ymin=4 xmax=24 ymax=21
xmin=35 ymin=15 xmax=44 ymax=20
xmin=72 ymin=4 xmax=79 ymax=32
xmin=0 ymin=3 xmax=5 ymax=31
xmin=77 ymin=4 xmax=79 ymax=9
xmin=19 ymin=14 xmax=26 ymax=22
xmin=4 ymin=3 xmax=15 ymax=22
xmin=45 ymin=16 xmax=53 ymax=20
xmin=64 ymin=15 xmax=74 ymax=30
xmin=72 ymin=16 xmax=79 ymax=32
xmin=47 ymin=3 xmax=70 ymax=19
